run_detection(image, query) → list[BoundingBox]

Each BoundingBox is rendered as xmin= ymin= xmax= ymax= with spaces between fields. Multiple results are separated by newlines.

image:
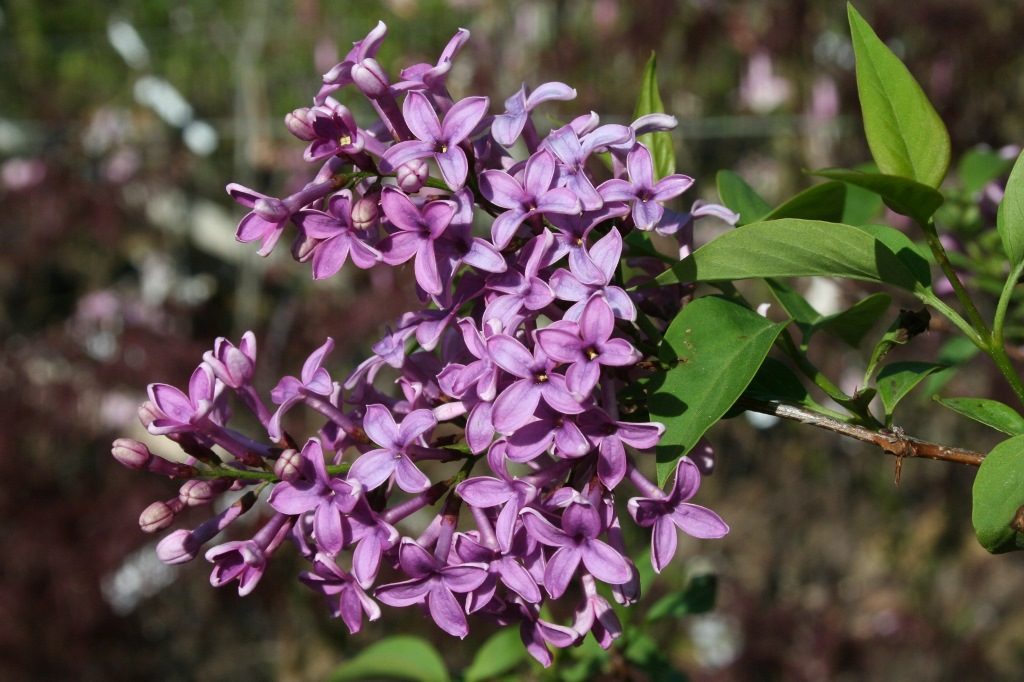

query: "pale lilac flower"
xmin=268 ymin=338 xmax=335 ymax=441
xmin=203 ymin=331 xmax=257 ymax=389
xmin=294 ymin=190 xmax=381 ymax=278
xmin=479 ymin=150 xmax=582 ymax=248
xmin=456 ymin=443 xmax=537 ymax=552
xmin=156 ymin=492 xmax=255 ymax=564
xmin=453 ymin=531 xmax=542 ymax=612
xmin=300 ymin=553 xmax=381 ymax=634
xmin=375 ymin=538 xmax=488 ymax=638
xmin=394 ymin=28 xmax=470 ymax=96
xmin=317 ymin=21 xmax=388 ymax=103
xmin=303 ymin=99 xmax=366 ymax=162
xmin=572 ymin=577 xmax=623 ymax=649
xmin=348 ymin=404 xmax=436 ymax=492
xmin=226 ymin=184 xmax=291 ymax=257
xmin=436 ymin=318 xmax=499 ymax=401
xmin=379 ymin=187 xmax=457 ymax=296
xmin=543 ymin=123 xmax=632 ymax=210
xmin=205 ymin=513 xmax=293 ymax=596
xmin=482 ymin=230 xmax=556 ymax=330
xmin=521 ymin=501 xmax=632 ymax=598
xmin=268 ymin=438 xmax=359 ymax=555
xmin=598 ymin=144 xmax=694 ymax=230
xmin=514 ymin=600 xmax=579 ymax=667
xmin=536 ymin=296 xmax=640 ymax=400
xmin=549 ymin=227 xmax=636 ymax=321
xmin=580 ymin=409 xmax=664 ymax=489
xmin=505 ymin=405 xmax=590 ymax=463
xmin=627 ymin=458 xmax=729 ymax=573
xmin=381 ymin=92 xmax=489 ymax=189
xmin=146 ymin=364 xmax=220 ymax=436
xmin=492 ymin=81 xmax=577 ymax=147
xmin=487 ymin=333 xmax=586 ymax=435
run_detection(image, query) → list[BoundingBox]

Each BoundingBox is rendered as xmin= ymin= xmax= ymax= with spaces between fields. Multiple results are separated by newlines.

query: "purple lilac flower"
xmin=294 ymin=190 xmax=381 ymax=278
xmin=205 ymin=513 xmax=293 ymax=596
xmin=487 ymin=332 xmax=586 ymax=435
xmin=303 ymin=99 xmax=366 ymax=162
xmin=348 ymin=404 xmax=436 ymax=492
xmin=379 ymin=186 xmax=458 ymax=296
xmin=543 ymin=123 xmax=632 ymax=210
xmin=268 ymin=338 xmax=335 ymax=441
xmin=456 ymin=443 xmax=538 ymax=552
xmin=491 ymin=81 xmax=577 ymax=148
xmin=381 ymin=92 xmax=489 ymax=190
xmin=394 ymin=28 xmax=470 ymax=98
xmin=521 ymin=499 xmax=632 ymax=599
xmin=628 ymin=458 xmax=729 ymax=572
xmin=375 ymin=538 xmax=488 ymax=638
xmin=598 ymin=144 xmax=694 ymax=230
xmin=535 ymin=296 xmax=641 ymax=400
xmin=146 ymin=364 xmax=220 ymax=436
xmin=300 ymin=553 xmax=381 ymax=634
xmin=580 ymin=409 xmax=664 ymax=489
xmin=482 ymin=230 xmax=557 ymax=330
xmin=479 ymin=150 xmax=582 ymax=249
xmin=268 ymin=439 xmax=359 ymax=555
xmin=317 ymin=21 xmax=388 ymax=103
xmin=548 ymin=227 xmax=636 ymax=321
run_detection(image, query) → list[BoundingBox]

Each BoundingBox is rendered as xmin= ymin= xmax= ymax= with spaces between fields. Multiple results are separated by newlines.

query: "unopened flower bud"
xmin=284 ymin=107 xmax=316 ymax=140
xmin=112 ymin=438 xmax=152 ymax=470
xmin=273 ymin=448 xmax=303 ymax=482
xmin=140 ymin=498 xmax=184 ymax=533
xmin=352 ymin=194 xmax=380 ymax=231
xmin=179 ymin=479 xmax=223 ymax=507
xmin=396 ymin=158 xmax=429 ymax=193
xmin=351 ymin=58 xmax=390 ymax=98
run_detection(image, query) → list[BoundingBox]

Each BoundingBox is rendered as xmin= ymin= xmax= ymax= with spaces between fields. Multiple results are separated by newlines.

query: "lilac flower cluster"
xmin=113 ymin=23 xmax=732 ymax=663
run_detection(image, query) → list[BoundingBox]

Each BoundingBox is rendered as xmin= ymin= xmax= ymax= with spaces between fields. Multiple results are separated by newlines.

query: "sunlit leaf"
xmin=633 ymin=53 xmax=675 ymax=179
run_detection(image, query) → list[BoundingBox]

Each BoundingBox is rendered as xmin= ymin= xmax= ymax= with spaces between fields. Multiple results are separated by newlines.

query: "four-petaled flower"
xmin=294 ymin=190 xmax=381 ymax=279
xmin=147 ymin=364 xmax=221 ymax=435
xmin=598 ymin=144 xmax=694 ymax=230
xmin=381 ymin=92 xmax=489 ymax=190
xmin=348 ymin=404 xmax=437 ymax=492
xmin=627 ymin=457 xmax=729 ymax=573
xmin=375 ymin=538 xmax=489 ymax=638
xmin=268 ymin=338 xmax=335 ymax=440
xmin=300 ymin=553 xmax=381 ymax=634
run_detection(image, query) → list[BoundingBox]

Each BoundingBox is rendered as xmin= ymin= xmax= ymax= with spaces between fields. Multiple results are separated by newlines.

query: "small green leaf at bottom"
xmin=973 ymin=435 xmax=1024 ymax=553
xmin=331 ymin=636 xmax=449 ymax=682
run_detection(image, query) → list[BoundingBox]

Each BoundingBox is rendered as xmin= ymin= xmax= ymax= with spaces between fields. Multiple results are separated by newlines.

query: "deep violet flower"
xmin=300 ymin=553 xmax=381 ymax=634
xmin=348 ymin=404 xmax=436 ymax=493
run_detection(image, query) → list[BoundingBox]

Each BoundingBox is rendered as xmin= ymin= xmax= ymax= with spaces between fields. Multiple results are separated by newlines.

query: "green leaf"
xmin=716 ymin=170 xmax=771 ymax=226
xmin=650 ymin=297 xmax=787 ymax=484
xmin=331 ymin=636 xmax=449 ymax=682
xmin=464 ymin=629 xmax=526 ymax=682
xmin=742 ymin=357 xmax=813 ymax=407
xmin=763 ymin=181 xmax=847 ymax=223
xmin=853 ymin=224 xmax=932 ymax=289
xmin=656 ymin=218 xmax=924 ymax=292
xmin=923 ymin=336 xmax=980 ymax=396
xmin=646 ymin=573 xmax=717 ymax=622
xmin=766 ymin=279 xmax=821 ymax=327
xmin=959 ymin=147 xmax=1011 ymax=194
xmin=847 ymin=3 xmax=950 ymax=187
xmin=812 ymin=293 xmax=892 ymax=347
xmin=876 ymin=361 xmax=945 ymax=420
xmin=841 ymin=178 xmax=885 ymax=225
xmin=933 ymin=396 xmax=1024 ymax=436
xmin=814 ymin=168 xmax=944 ymax=226
xmin=997 ymin=150 xmax=1024 ymax=266
xmin=973 ymin=435 xmax=1024 ymax=553
xmin=634 ymin=53 xmax=675 ymax=179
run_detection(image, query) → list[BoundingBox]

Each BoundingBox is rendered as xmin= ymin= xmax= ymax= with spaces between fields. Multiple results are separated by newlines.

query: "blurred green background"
xmin=5 ymin=0 xmax=1024 ymax=679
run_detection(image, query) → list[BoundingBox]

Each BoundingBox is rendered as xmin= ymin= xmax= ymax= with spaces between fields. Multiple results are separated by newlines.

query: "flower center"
xmin=534 ymin=371 xmax=549 ymax=384
xmin=585 ymin=346 xmax=599 ymax=360
xmin=338 ymin=134 xmax=352 ymax=146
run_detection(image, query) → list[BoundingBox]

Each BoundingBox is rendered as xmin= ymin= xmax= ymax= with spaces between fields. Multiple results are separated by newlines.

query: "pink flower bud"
xmin=112 ymin=438 xmax=151 ymax=470
xmin=179 ymin=480 xmax=217 ymax=507
xmin=396 ymin=159 xmax=429 ymax=193
xmin=137 ymin=400 xmax=160 ymax=429
xmin=351 ymin=58 xmax=390 ymax=98
xmin=273 ymin=448 xmax=303 ymax=482
xmin=352 ymin=194 xmax=380 ymax=231
xmin=140 ymin=498 xmax=184 ymax=533
xmin=284 ymin=107 xmax=316 ymax=140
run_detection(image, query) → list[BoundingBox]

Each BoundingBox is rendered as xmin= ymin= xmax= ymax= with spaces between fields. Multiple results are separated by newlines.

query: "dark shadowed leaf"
xmin=465 ymin=629 xmax=526 ymax=682
xmin=815 ymin=168 xmax=944 ymax=226
xmin=646 ymin=573 xmax=717 ymax=622
xmin=716 ymin=170 xmax=771 ymax=226
xmin=813 ymin=293 xmax=892 ymax=347
xmin=763 ymin=181 xmax=847 ymax=223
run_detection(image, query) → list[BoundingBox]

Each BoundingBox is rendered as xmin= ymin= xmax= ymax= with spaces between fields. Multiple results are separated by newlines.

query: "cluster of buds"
xmin=114 ymin=22 xmax=734 ymax=664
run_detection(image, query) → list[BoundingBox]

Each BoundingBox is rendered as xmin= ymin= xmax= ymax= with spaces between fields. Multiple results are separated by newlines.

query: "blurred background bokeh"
xmin=5 ymin=0 xmax=1024 ymax=679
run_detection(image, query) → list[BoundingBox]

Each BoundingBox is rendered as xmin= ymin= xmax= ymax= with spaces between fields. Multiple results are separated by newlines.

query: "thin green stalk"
xmin=993 ymin=260 xmax=1024 ymax=345
xmin=916 ymin=290 xmax=987 ymax=350
xmin=920 ymin=219 xmax=991 ymax=338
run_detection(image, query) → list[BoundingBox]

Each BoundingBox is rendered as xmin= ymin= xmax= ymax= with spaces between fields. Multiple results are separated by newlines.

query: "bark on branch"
xmin=740 ymin=399 xmax=985 ymax=467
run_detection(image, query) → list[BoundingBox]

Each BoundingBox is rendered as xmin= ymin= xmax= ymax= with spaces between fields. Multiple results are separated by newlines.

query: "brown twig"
xmin=740 ymin=399 xmax=985 ymax=467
